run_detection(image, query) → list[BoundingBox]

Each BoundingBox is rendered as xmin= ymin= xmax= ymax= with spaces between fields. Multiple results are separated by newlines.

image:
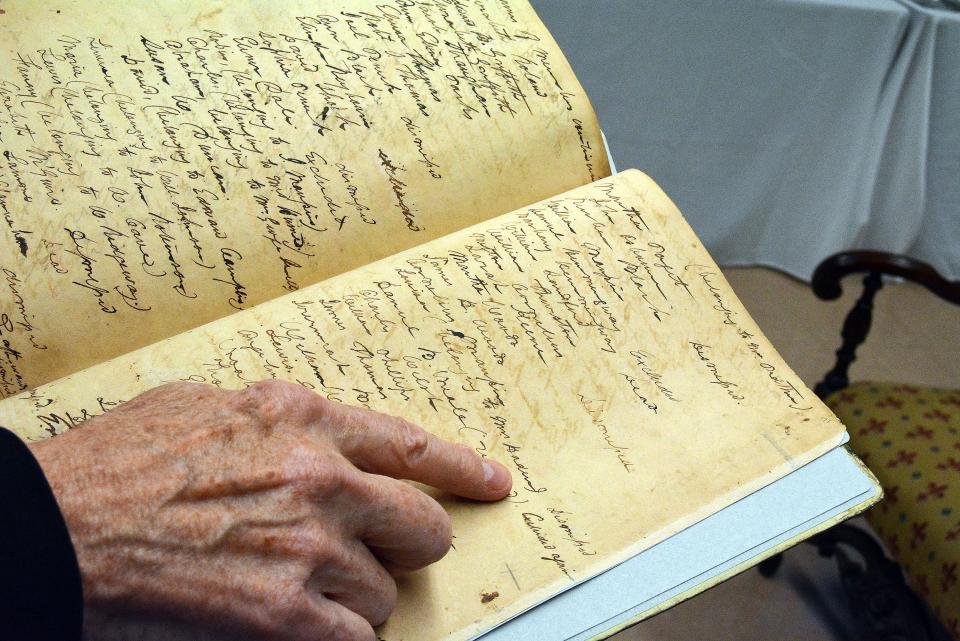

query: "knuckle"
xmin=312 ymin=460 xmax=354 ymax=500
xmin=298 ymin=525 xmax=338 ymax=568
xmin=392 ymin=418 xmax=430 ymax=469
xmin=240 ymin=380 xmax=290 ymax=416
xmin=248 ymin=379 xmax=291 ymax=395
xmin=279 ymin=444 xmax=322 ymax=485
xmin=282 ymin=445 xmax=354 ymax=500
xmin=243 ymin=379 xmax=296 ymax=404
xmin=310 ymin=393 xmax=335 ymax=417
xmin=241 ymin=380 xmax=325 ymax=424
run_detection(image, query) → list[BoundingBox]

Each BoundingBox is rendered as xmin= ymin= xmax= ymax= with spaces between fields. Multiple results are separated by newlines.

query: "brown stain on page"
xmin=480 ymin=591 xmax=499 ymax=604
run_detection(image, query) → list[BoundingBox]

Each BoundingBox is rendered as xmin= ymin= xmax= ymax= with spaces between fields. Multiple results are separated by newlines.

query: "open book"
xmin=0 ymin=1 xmax=879 ymax=639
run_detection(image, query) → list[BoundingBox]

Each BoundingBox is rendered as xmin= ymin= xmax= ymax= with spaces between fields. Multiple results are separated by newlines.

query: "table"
xmin=531 ymin=0 xmax=959 ymax=281
xmin=892 ymin=1 xmax=960 ymax=282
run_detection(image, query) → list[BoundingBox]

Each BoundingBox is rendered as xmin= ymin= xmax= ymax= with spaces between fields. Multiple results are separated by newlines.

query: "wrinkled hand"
xmin=29 ymin=381 xmax=512 ymax=641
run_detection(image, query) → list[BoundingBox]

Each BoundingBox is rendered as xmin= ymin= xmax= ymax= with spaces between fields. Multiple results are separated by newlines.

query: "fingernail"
xmin=482 ymin=460 xmax=510 ymax=490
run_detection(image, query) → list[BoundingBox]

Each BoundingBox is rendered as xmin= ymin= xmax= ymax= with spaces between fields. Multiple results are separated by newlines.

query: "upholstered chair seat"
xmin=828 ymin=382 xmax=960 ymax=638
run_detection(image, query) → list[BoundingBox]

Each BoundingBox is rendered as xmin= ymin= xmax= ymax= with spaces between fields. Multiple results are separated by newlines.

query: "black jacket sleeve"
xmin=0 ymin=426 xmax=83 ymax=641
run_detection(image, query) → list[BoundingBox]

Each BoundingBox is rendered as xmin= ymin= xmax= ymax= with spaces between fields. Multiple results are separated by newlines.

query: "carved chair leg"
xmin=757 ymin=525 xmax=932 ymax=641
xmin=810 ymin=524 xmax=932 ymax=641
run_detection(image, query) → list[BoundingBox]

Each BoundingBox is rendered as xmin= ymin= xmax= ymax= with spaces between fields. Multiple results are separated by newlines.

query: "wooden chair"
xmin=758 ymin=250 xmax=960 ymax=641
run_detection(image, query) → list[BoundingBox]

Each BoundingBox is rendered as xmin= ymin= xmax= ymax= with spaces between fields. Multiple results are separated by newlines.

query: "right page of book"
xmin=0 ymin=170 xmax=845 ymax=641
xmin=0 ymin=0 xmax=608 ymax=396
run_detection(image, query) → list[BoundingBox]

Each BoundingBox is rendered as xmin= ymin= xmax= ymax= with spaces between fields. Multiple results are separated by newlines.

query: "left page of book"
xmin=0 ymin=170 xmax=845 ymax=641
xmin=0 ymin=0 xmax=609 ymax=397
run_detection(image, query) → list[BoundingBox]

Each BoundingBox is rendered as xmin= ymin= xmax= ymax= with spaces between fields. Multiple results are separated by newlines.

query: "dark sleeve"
xmin=0 ymin=426 xmax=83 ymax=641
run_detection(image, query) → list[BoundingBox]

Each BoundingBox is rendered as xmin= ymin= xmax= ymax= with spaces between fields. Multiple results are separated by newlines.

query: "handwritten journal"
xmin=0 ymin=1 xmax=879 ymax=640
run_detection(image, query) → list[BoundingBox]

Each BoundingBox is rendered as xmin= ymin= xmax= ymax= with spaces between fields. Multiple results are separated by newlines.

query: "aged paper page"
xmin=0 ymin=0 xmax=609 ymax=396
xmin=0 ymin=171 xmax=843 ymax=641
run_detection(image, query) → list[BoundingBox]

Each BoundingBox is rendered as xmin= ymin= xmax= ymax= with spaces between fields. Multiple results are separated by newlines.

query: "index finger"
xmin=326 ymin=404 xmax=512 ymax=502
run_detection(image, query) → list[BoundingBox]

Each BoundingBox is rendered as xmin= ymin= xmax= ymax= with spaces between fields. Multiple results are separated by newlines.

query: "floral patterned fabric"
xmin=827 ymin=382 xmax=960 ymax=639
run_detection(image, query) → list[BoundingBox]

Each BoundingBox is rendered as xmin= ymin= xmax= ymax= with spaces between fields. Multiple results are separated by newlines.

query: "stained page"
xmin=0 ymin=171 xmax=844 ymax=641
xmin=0 ymin=0 xmax=608 ymax=396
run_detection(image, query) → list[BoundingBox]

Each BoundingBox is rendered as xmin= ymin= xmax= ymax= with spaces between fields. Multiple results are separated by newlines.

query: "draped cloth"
xmin=532 ymin=0 xmax=960 ymax=280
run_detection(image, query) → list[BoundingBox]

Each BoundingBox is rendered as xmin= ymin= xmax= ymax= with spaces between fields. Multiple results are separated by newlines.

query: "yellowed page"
xmin=0 ymin=0 xmax=609 ymax=396
xmin=0 ymin=170 xmax=842 ymax=641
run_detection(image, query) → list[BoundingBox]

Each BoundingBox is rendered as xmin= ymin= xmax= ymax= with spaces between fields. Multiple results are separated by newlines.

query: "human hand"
xmin=28 ymin=380 xmax=512 ymax=641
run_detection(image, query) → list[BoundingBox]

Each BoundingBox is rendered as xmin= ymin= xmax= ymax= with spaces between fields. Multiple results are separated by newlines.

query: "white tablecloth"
xmin=531 ymin=0 xmax=959 ymax=280
xmin=893 ymin=1 xmax=960 ymax=281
